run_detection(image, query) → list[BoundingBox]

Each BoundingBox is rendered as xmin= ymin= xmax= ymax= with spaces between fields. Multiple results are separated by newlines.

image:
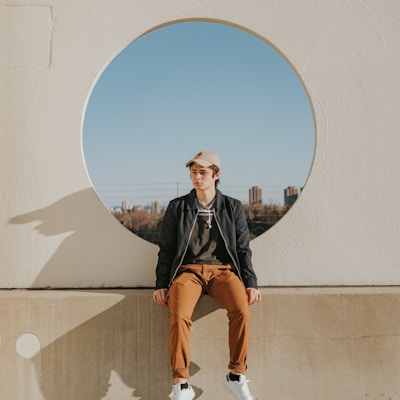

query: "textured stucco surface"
xmin=1 ymin=1 xmax=399 ymax=288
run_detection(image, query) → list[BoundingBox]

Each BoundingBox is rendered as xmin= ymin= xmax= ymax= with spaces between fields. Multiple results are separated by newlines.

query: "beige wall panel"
xmin=1 ymin=1 xmax=400 ymax=287
xmin=0 ymin=5 xmax=52 ymax=67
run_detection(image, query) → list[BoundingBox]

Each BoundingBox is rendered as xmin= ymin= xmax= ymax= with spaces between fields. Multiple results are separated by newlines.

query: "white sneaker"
xmin=169 ymin=383 xmax=195 ymax=400
xmin=223 ymin=373 xmax=255 ymax=400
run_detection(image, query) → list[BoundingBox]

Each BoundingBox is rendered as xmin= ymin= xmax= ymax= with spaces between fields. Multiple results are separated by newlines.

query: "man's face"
xmin=190 ymin=163 xmax=220 ymax=191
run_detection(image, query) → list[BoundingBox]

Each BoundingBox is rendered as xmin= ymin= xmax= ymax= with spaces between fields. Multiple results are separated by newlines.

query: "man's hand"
xmin=246 ymin=288 xmax=262 ymax=305
xmin=153 ymin=288 xmax=169 ymax=307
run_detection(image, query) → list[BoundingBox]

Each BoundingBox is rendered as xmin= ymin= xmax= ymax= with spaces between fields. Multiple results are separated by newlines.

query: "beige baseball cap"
xmin=185 ymin=151 xmax=221 ymax=169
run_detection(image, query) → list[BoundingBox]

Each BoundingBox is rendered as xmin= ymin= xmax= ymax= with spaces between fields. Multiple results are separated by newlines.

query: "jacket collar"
xmin=186 ymin=188 xmax=225 ymax=210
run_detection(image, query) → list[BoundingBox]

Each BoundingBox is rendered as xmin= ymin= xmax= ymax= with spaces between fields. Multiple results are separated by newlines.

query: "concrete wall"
xmin=2 ymin=288 xmax=400 ymax=400
xmin=2 ymin=1 xmax=400 ymax=399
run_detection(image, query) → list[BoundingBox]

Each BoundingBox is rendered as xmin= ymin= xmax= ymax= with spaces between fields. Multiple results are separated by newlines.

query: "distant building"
xmin=249 ymin=186 xmax=262 ymax=205
xmin=121 ymin=200 xmax=130 ymax=211
xmin=284 ymin=186 xmax=298 ymax=206
xmin=151 ymin=201 xmax=161 ymax=214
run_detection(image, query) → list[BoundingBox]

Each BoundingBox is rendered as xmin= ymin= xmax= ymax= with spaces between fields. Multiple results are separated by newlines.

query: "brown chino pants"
xmin=168 ymin=264 xmax=250 ymax=379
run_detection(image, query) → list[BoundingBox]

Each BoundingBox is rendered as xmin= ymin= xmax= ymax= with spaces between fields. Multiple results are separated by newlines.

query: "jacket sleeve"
xmin=234 ymin=201 xmax=258 ymax=289
xmin=155 ymin=201 xmax=178 ymax=289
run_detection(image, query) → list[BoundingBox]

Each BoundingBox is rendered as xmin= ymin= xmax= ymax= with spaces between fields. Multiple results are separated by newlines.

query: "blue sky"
xmin=83 ymin=21 xmax=314 ymax=207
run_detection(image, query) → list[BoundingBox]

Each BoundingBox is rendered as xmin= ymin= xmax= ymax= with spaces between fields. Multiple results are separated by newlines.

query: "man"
xmin=153 ymin=151 xmax=262 ymax=400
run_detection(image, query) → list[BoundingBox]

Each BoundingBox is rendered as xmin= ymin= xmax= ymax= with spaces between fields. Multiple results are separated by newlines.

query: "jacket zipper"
xmin=213 ymin=210 xmax=243 ymax=282
xmin=169 ymin=209 xmax=199 ymax=286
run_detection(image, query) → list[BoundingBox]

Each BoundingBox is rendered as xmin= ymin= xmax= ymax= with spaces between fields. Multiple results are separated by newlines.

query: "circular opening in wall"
xmin=83 ymin=21 xmax=315 ymax=243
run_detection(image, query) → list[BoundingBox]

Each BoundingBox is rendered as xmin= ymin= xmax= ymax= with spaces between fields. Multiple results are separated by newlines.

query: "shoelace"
xmin=169 ymin=385 xmax=191 ymax=400
xmin=237 ymin=379 xmax=255 ymax=400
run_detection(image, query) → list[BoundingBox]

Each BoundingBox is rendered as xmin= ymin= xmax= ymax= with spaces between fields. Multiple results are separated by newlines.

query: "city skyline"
xmin=83 ymin=21 xmax=315 ymax=207
xmin=108 ymin=182 xmax=301 ymax=210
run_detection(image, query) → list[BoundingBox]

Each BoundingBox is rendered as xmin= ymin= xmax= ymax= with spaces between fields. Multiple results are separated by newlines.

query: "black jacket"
xmin=155 ymin=189 xmax=258 ymax=289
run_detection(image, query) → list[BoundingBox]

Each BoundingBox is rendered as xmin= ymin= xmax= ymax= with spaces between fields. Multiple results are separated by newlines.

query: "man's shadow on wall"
xmin=9 ymin=188 xmax=221 ymax=399
xmin=9 ymin=188 xmax=154 ymax=287
xmin=35 ymin=290 xmax=220 ymax=400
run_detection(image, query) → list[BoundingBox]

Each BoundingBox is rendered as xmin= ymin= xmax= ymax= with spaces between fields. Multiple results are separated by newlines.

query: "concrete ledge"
xmin=2 ymin=287 xmax=400 ymax=399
